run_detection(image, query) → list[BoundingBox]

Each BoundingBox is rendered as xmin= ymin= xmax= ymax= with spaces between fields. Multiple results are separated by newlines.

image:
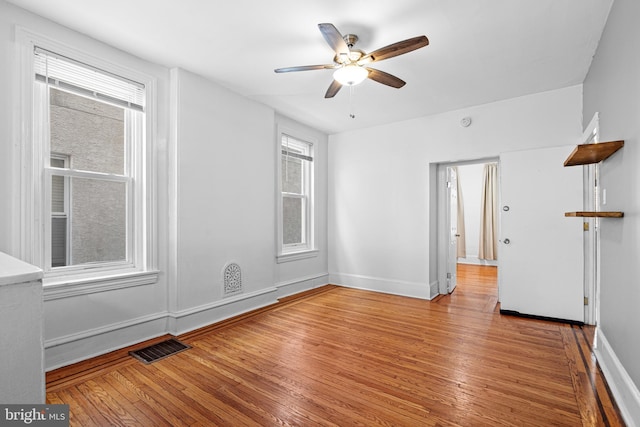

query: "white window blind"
xmin=282 ymin=147 xmax=313 ymax=162
xmin=34 ymin=47 xmax=145 ymax=111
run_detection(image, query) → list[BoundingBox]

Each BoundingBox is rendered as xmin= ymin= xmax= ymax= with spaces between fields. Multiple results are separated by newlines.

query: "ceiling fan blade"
xmin=318 ymin=23 xmax=350 ymax=56
xmin=274 ymin=64 xmax=337 ymax=73
xmin=358 ymin=35 xmax=429 ymax=64
xmin=366 ymin=68 xmax=406 ymax=88
xmin=324 ymin=80 xmax=343 ymax=98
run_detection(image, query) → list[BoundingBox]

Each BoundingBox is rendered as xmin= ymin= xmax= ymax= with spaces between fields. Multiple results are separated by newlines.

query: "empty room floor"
xmin=46 ymin=264 xmax=624 ymax=426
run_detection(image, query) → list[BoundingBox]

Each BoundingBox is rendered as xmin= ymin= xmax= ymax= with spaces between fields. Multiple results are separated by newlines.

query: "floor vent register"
xmin=129 ymin=338 xmax=191 ymax=364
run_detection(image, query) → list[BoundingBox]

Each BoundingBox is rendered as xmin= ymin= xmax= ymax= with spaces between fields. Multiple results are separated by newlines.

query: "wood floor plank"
xmin=47 ymin=264 xmax=625 ymax=426
xmin=76 ymin=380 xmax=141 ymax=426
xmin=54 ymin=389 xmax=94 ymax=426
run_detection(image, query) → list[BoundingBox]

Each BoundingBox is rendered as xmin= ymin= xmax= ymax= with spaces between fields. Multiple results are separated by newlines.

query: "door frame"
xmin=436 ymin=157 xmax=499 ymax=296
xmin=582 ymin=113 xmax=600 ymax=325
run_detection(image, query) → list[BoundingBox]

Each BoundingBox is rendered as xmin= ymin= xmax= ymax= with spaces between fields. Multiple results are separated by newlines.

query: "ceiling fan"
xmin=275 ymin=23 xmax=429 ymax=98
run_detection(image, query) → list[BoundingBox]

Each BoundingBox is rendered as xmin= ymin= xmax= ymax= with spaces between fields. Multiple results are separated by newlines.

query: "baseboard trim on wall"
xmin=456 ymin=257 xmax=498 ymax=267
xmin=429 ymin=281 xmax=439 ymax=299
xmin=330 ymin=273 xmax=432 ymax=300
xmin=168 ymin=287 xmax=279 ymax=336
xmin=45 ymin=287 xmax=280 ymax=370
xmin=45 ymin=293 xmax=280 ymax=371
xmin=595 ymin=329 xmax=640 ymax=427
xmin=276 ymin=273 xmax=329 ymax=299
xmin=45 ymin=312 xmax=167 ymax=371
xmin=44 ymin=278 xmax=336 ymax=371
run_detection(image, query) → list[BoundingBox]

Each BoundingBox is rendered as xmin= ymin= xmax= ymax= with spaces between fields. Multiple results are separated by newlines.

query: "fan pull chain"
xmin=349 ymin=85 xmax=356 ymax=119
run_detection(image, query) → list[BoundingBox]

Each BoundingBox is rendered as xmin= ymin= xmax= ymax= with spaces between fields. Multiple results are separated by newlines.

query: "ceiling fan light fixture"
xmin=333 ymin=65 xmax=368 ymax=86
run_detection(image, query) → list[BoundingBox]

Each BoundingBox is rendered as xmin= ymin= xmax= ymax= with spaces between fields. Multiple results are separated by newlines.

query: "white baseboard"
xmin=457 ymin=257 xmax=498 ymax=267
xmin=45 ymin=313 xmax=167 ymax=371
xmin=43 ymin=273 xmax=427 ymax=370
xmin=276 ymin=273 xmax=329 ymax=299
xmin=168 ymin=287 xmax=279 ymax=335
xmin=330 ymin=273 xmax=432 ymax=300
xmin=429 ymin=281 xmax=439 ymax=299
xmin=595 ymin=329 xmax=640 ymax=427
xmin=45 ymin=285 xmax=291 ymax=370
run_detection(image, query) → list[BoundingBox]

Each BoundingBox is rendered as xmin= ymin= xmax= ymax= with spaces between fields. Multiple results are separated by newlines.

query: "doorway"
xmin=436 ymin=158 xmax=499 ymax=300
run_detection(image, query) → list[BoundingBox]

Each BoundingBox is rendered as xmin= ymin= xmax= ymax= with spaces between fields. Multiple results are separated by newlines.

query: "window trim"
xmin=16 ymin=27 xmax=159 ymax=292
xmin=276 ymin=126 xmax=317 ymax=263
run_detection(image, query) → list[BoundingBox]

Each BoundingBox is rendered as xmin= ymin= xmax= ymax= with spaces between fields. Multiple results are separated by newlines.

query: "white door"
xmin=446 ymin=167 xmax=458 ymax=293
xmin=499 ymin=146 xmax=583 ymax=322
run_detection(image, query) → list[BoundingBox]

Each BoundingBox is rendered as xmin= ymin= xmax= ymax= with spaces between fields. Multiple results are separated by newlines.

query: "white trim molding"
xmin=45 ymin=312 xmax=167 ymax=371
xmin=43 ymin=270 xmax=159 ymax=300
xmin=168 ymin=287 xmax=279 ymax=335
xmin=595 ymin=329 xmax=640 ymax=426
xmin=276 ymin=249 xmax=319 ymax=263
xmin=275 ymin=272 xmax=329 ymax=299
xmin=45 ymin=286 xmax=281 ymax=370
xmin=429 ymin=281 xmax=440 ymax=299
xmin=330 ymin=273 xmax=432 ymax=300
xmin=457 ymin=258 xmax=498 ymax=267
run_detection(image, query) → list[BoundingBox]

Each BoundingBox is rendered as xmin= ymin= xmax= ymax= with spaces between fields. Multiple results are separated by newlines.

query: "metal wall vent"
xmin=223 ymin=262 xmax=242 ymax=296
xmin=129 ymin=338 xmax=190 ymax=364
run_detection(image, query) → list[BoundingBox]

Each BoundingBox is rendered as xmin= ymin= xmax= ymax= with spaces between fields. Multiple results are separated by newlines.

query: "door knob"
xmin=503 ymin=238 xmax=510 ymax=244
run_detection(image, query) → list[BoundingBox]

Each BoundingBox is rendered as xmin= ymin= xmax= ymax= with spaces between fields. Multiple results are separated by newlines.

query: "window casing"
xmin=17 ymin=30 xmax=158 ymax=293
xmin=278 ymin=132 xmax=316 ymax=262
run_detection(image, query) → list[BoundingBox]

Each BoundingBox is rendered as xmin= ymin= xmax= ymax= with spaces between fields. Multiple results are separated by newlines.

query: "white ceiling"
xmin=7 ymin=0 xmax=613 ymax=134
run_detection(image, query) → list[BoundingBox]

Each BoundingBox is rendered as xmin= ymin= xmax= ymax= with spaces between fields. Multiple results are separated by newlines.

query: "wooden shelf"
xmin=564 ymin=140 xmax=624 ymax=166
xmin=565 ymin=211 xmax=624 ymax=218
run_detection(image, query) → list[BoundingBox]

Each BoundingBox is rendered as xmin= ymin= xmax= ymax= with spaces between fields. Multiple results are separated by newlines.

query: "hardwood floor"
xmin=47 ymin=264 xmax=625 ymax=426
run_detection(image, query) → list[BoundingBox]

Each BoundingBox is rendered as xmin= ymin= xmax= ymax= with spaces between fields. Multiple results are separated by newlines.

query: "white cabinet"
xmin=0 ymin=252 xmax=44 ymax=403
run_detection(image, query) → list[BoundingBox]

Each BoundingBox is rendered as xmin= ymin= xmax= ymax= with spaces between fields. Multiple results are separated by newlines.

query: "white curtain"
xmin=455 ymin=167 xmax=466 ymax=258
xmin=479 ymin=163 xmax=498 ymax=260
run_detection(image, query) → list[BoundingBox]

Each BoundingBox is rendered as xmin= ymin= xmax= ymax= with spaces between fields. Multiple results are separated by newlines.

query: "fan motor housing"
xmin=333 ymin=34 xmax=364 ymax=64
xmin=343 ymin=34 xmax=359 ymax=48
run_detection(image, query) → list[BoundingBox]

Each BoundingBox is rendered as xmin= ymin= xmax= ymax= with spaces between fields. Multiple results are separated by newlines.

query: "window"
xmin=278 ymin=133 xmax=316 ymax=261
xmin=18 ymin=34 xmax=158 ymax=291
xmin=44 ymin=86 xmax=129 ymax=270
xmin=50 ymin=153 xmax=69 ymax=267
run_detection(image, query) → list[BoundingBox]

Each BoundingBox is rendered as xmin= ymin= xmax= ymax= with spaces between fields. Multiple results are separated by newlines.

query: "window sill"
xmin=277 ymin=249 xmax=319 ymax=264
xmin=43 ymin=269 xmax=159 ymax=301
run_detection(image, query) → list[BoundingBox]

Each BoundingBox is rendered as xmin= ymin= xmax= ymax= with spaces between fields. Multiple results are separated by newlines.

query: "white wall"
xmin=0 ymin=2 xmax=15 ymax=253
xmin=583 ymin=0 xmax=640 ymax=422
xmin=1 ymin=1 xmax=329 ymax=370
xmin=168 ymin=69 xmax=329 ymax=334
xmin=328 ymin=85 xmax=583 ymax=299
xmin=172 ymin=68 xmax=275 ymax=318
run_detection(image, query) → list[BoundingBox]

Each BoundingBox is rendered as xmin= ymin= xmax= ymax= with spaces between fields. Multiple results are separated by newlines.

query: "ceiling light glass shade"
xmin=333 ymin=65 xmax=368 ymax=86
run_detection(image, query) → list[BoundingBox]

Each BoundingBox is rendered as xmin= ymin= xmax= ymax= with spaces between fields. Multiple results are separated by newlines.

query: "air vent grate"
xmin=223 ymin=262 xmax=242 ymax=296
xmin=129 ymin=338 xmax=191 ymax=364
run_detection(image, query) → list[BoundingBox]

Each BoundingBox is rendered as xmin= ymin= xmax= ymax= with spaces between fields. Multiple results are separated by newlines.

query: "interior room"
xmin=1 ymin=0 xmax=639 ymax=425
